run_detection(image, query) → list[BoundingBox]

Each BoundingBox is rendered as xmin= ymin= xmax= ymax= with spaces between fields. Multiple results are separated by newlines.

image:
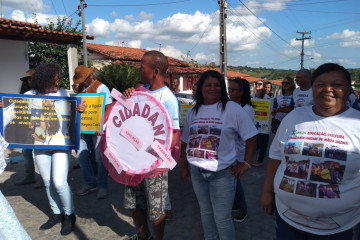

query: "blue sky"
xmin=3 ymin=0 xmax=360 ymax=70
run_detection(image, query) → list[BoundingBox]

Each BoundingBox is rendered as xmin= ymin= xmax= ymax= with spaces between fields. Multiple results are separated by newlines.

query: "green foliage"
xmin=28 ymin=15 xmax=83 ymax=89
xmin=98 ymin=62 xmax=140 ymax=92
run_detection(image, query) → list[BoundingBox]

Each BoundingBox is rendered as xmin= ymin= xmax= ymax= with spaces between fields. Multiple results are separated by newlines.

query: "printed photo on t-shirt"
xmin=310 ymin=160 xmax=344 ymax=184
xmin=295 ymin=181 xmax=317 ymax=198
xmin=209 ymin=126 xmax=221 ymax=136
xmin=198 ymin=125 xmax=209 ymax=134
xmin=302 ymin=142 xmax=323 ymax=157
xmin=284 ymin=142 xmax=302 ymax=154
xmin=205 ymin=151 xmax=218 ymax=160
xmin=190 ymin=126 xmax=197 ymax=135
xmin=284 ymin=157 xmax=310 ymax=180
xmin=319 ymin=184 xmax=340 ymax=199
xmin=189 ymin=136 xmax=202 ymax=148
xmin=324 ymin=145 xmax=347 ymax=161
xmin=279 ymin=176 xmax=296 ymax=193
xmin=187 ymin=149 xmax=194 ymax=157
xmin=194 ymin=149 xmax=205 ymax=158
xmin=200 ymin=136 xmax=220 ymax=151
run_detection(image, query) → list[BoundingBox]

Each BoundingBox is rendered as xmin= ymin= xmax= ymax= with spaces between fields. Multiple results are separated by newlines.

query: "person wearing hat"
xmin=73 ymin=65 xmax=112 ymax=199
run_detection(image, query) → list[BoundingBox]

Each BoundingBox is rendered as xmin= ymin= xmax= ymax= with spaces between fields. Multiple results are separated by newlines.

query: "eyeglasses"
xmin=228 ymin=87 xmax=242 ymax=93
xmin=282 ymin=82 xmax=290 ymax=85
xmin=255 ymin=83 xmax=263 ymax=86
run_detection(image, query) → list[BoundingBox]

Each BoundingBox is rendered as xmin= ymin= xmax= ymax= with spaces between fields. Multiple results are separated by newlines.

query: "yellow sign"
xmin=72 ymin=93 xmax=106 ymax=134
xmin=252 ymin=99 xmax=271 ymax=121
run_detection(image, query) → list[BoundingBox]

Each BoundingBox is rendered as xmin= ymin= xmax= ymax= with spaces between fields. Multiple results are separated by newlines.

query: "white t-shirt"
xmin=181 ymin=101 xmax=258 ymax=171
xmin=270 ymin=105 xmax=360 ymax=235
xmin=292 ymin=87 xmax=313 ymax=108
xmin=97 ymin=84 xmax=113 ymax=105
xmin=25 ymin=88 xmax=70 ymax=97
xmin=236 ymin=104 xmax=255 ymax=162
xmin=251 ymin=93 xmax=271 ymax=99
xmin=273 ymin=94 xmax=294 ymax=121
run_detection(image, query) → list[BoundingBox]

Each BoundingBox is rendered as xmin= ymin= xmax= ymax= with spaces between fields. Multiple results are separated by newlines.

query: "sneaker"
xmin=252 ymin=162 xmax=263 ymax=167
xmin=39 ymin=214 xmax=62 ymax=230
xmin=76 ymin=184 xmax=97 ymax=196
xmin=126 ymin=232 xmax=153 ymax=240
xmin=233 ymin=210 xmax=248 ymax=223
xmin=97 ymin=188 xmax=108 ymax=199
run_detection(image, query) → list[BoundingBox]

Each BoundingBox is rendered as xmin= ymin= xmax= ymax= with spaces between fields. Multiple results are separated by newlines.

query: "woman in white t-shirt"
xmin=261 ymin=63 xmax=360 ymax=239
xmin=181 ymin=70 xmax=258 ymax=239
xmin=271 ymin=77 xmax=295 ymax=133
xmin=228 ymin=78 xmax=255 ymax=223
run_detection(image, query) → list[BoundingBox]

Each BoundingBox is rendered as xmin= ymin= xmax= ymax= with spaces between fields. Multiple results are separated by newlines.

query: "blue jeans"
xmin=275 ymin=207 xmax=360 ymax=240
xmin=190 ymin=165 xmax=236 ymax=240
xmin=34 ymin=149 xmax=74 ymax=215
xmin=232 ymin=178 xmax=247 ymax=211
xmin=22 ymin=148 xmax=33 ymax=167
xmin=77 ymin=134 xmax=108 ymax=189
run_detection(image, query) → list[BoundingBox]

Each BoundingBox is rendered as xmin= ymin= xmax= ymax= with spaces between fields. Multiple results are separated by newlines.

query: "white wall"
xmin=0 ymin=40 xmax=29 ymax=94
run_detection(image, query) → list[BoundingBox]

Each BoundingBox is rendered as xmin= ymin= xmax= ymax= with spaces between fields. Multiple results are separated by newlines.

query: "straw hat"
xmin=20 ymin=69 xmax=35 ymax=81
xmin=73 ymin=65 xmax=95 ymax=84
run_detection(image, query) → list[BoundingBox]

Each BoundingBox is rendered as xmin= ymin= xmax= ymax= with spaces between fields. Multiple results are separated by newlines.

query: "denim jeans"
xmin=275 ymin=207 xmax=360 ymax=240
xmin=190 ymin=164 xmax=236 ymax=240
xmin=232 ymin=178 xmax=247 ymax=211
xmin=22 ymin=148 xmax=33 ymax=167
xmin=77 ymin=134 xmax=108 ymax=189
xmin=34 ymin=149 xmax=74 ymax=215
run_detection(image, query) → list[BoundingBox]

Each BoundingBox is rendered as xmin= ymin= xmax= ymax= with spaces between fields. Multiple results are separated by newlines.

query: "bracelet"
xmin=242 ymin=161 xmax=251 ymax=169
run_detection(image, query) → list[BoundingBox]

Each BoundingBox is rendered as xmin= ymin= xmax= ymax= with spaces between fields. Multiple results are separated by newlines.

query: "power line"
xmin=61 ymin=0 xmax=68 ymax=16
xmin=49 ymin=0 xmax=58 ymax=15
xmin=88 ymin=0 xmax=190 ymax=7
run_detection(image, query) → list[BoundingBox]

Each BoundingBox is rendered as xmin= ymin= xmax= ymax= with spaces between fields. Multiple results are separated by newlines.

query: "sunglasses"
xmin=228 ymin=87 xmax=242 ymax=93
xmin=255 ymin=83 xmax=263 ymax=86
xmin=282 ymin=82 xmax=290 ymax=85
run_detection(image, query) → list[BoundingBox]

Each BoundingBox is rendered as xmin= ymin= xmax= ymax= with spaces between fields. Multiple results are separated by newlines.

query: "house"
xmin=87 ymin=43 xmax=264 ymax=92
xmin=0 ymin=17 xmax=94 ymax=93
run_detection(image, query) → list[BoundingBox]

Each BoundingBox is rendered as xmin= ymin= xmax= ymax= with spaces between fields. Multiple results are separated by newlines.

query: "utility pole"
xmin=219 ymin=0 xmax=227 ymax=81
xmin=186 ymin=50 xmax=190 ymax=62
xmin=296 ymin=31 xmax=311 ymax=69
xmin=79 ymin=0 xmax=88 ymax=66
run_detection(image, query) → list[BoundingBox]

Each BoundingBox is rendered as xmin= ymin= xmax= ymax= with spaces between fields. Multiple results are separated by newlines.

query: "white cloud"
xmin=194 ymin=52 xmax=216 ymax=63
xmin=125 ymin=14 xmax=134 ymax=21
xmin=139 ymin=11 xmax=154 ymax=21
xmin=147 ymin=45 xmax=184 ymax=60
xmin=338 ymin=58 xmax=357 ymax=65
xmin=110 ymin=11 xmax=117 ymax=18
xmin=3 ymin=0 xmax=46 ymax=12
xmin=289 ymin=38 xmax=315 ymax=48
xmin=326 ymin=29 xmax=360 ymax=48
xmin=10 ymin=10 xmax=26 ymax=21
xmin=86 ymin=18 xmax=111 ymax=38
xmin=128 ymin=40 xmax=142 ymax=48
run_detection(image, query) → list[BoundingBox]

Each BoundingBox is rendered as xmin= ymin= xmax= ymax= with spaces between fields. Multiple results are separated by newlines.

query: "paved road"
xmin=1 ymin=149 xmax=275 ymax=240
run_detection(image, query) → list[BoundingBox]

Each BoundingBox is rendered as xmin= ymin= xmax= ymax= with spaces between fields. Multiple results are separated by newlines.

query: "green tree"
xmin=98 ymin=62 xmax=140 ymax=93
xmin=28 ymin=15 xmax=82 ymax=89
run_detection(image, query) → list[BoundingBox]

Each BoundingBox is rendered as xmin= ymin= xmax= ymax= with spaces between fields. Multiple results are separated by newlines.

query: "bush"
xmin=98 ymin=62 xmax=140 ymax=93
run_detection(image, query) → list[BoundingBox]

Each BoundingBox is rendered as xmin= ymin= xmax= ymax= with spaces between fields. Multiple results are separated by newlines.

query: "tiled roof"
xmin=87 ymin=43 xmax=190 ymax=68
xmin=87 ymin=43 xmax=263 ymax=81
xmin=0 ymin=18 xmax=94 ymax=44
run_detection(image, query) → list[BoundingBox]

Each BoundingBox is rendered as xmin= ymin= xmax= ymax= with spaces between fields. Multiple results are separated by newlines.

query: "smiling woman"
xmin=261 ymin=63 xmax=360 ymax=240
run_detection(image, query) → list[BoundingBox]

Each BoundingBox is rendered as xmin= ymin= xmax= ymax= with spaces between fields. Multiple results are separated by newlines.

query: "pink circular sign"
xmin=104 ymin=91 xmax=173 ymax=176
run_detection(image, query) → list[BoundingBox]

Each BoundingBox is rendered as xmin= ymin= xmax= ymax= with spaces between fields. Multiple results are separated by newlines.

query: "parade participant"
xmin=181 ymin=70 xmax=257 ymax=240
xmin=122 ymin=50 xmax=180 ymax=240
xmin=271 ymin=77 xmax=295 ymax=133
xmin=24 ymin=63 xmax=84 ymax=235
xmin=171 ymin=78 xmax=180 ymax=93
xmin=72 ymin=65 xmax=112 ymax=199
xmin=261 ymin=63 xmax=360 ymax=239
xmin=293 ymin=69 xmax=313 ymax=108
xmin=251 ymin=80 xmax=271 ymax=167
xmin=264 ymin=81 xmax=274 ymax=98
xmin=228 ymin=77 xmax=255 ymax=223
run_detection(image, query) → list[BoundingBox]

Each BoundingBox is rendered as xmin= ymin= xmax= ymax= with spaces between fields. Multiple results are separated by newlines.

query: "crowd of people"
xmin=1 ymin=56 xmax=360 ymax=240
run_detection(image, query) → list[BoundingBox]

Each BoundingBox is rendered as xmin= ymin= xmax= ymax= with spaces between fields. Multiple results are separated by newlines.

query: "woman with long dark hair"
xmin=181 ymin=70 xmax=258 ymax=239
xmin=228 ymin=77 xmax=255 ymax=223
